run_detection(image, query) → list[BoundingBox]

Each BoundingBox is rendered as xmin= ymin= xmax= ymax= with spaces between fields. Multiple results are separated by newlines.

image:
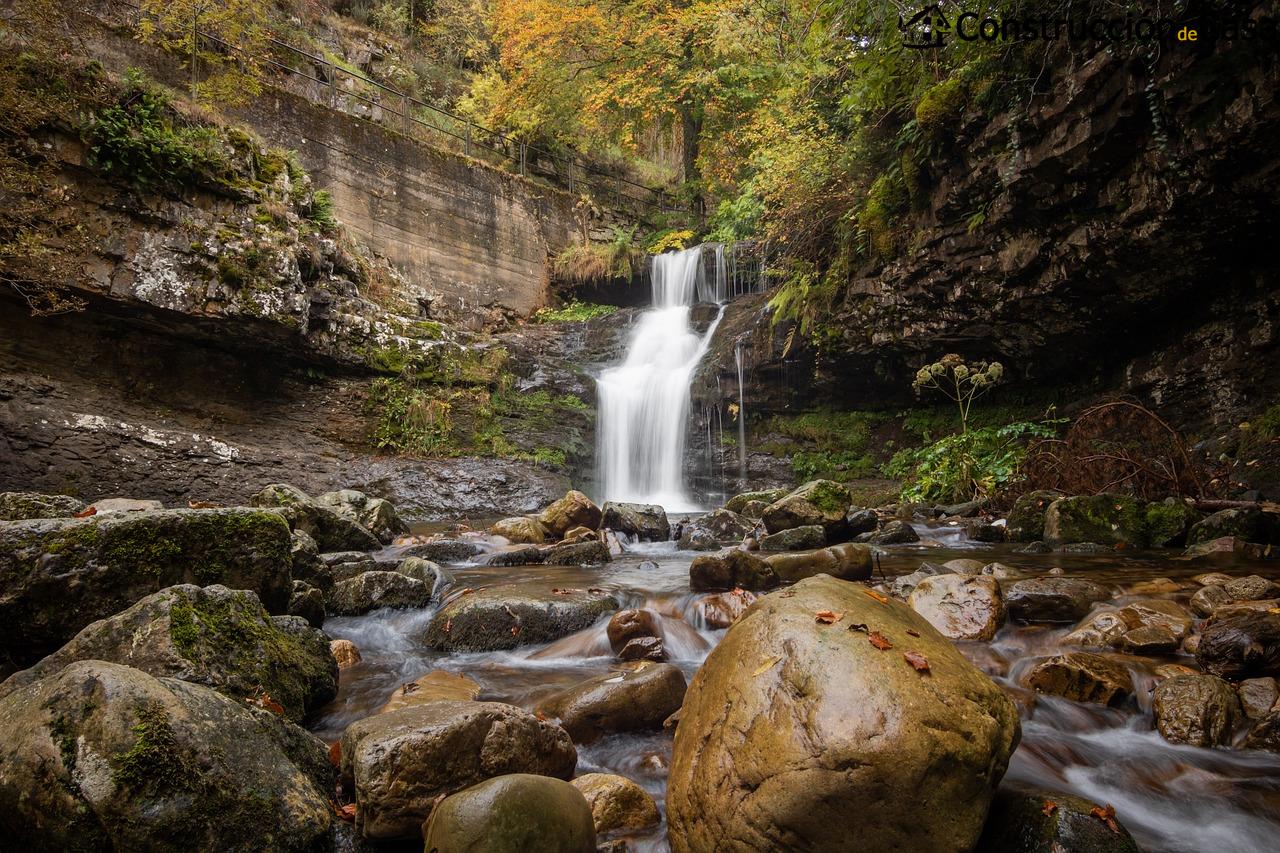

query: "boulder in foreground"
xmin=423 ymin=774 xmax=596 ymax=853
xmin=976 ymin=787 xmax=1141 ymax=853
xmin=425 ymin=584 xmax=619 ymax=651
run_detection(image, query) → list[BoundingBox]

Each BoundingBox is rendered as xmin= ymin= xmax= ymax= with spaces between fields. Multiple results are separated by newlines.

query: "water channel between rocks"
xmin=314 ymin=521 xmax=1280 ymax=853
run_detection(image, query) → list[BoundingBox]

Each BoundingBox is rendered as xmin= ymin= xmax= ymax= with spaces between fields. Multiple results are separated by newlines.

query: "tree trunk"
xmin=680 ymin=102 xmax=704 ymax=217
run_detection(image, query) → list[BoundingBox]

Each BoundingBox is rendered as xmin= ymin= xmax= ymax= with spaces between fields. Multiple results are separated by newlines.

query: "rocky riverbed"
xmin=2 ymin=483 xmax=1280 ymax=851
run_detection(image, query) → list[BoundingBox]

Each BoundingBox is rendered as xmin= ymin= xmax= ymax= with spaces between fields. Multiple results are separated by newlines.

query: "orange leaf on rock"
xmin=188 ymin=499 xmax=219 ymax=509
xmin=868 ymin=631 xmax=893 ymax=650
xmin=331 ymin=802 xmax=356 ymax=822
xmin=903 ymin=650 xmax=930 ymax=673
xmin=1090 ymin=804 xmax=1120 ymax=834
xmin=1042 ymin=800 xmax=1057 ymax=816
xmin=73 ymin=507 xmax=97 ymax=518
xmin=814 ymin=610 xmax=843 ymax=624
xmin=906 ymin=629 xmax=920 ymax=637
xmin=327 ymin=741 xmax=342 ymax=768
xmin=862 ymin=589 xmax=888 ymax=605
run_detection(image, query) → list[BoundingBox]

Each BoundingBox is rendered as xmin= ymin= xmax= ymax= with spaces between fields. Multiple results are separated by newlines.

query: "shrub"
xmin=887 ymin=421 xmax=1058 ymax=504
xmin=534 ymin=300 xmax=618 ymax=323
xmin=306 ymin=190 xmax=337 ymax=231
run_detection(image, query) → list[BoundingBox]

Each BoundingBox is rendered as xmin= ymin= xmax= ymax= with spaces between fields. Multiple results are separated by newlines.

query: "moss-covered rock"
xmin=761 ymin=480 xmax=852 ymax=536
xmin=976 ymin=787 xmax=1141 ymax=853
xmin=325 ymin=570 xmax=434 ymax=616
xmin=0 ymin=491 xmax=86 ymax=521
xmin=725 ymin=488 xmax=788 ymax=514
xmin=677 ymin=509 xmax=754 ymax=550
xmin=0 ymin=509 xmax=293 ymax=665
xmin=424 ymin=584 xmax=619 ymax=652
xmin=313 ymin=488 xmax=407 ymax=544
xmin=758 ymin=524 xmax=826 ymax=552
xmin=1188 ymin=507 xmax=1280 ymax=546
xmin=1042 ymin=495 xmax=1147 ymax=547
xmin=601 ymin=501 xmax=670 ymax=541
xmin=0 ymin=660 xmax=333 ymax=852
xmin=1152 ymin=673 xmax=1241 ymax=746
xmin=1005 ymin=491 xmax=1062 ymax=542
xmin=248 ymin=483 xmax=381 ymax=552
xmin=1143 ymin=500 xmax=1202 ymax=547
xmin=0 ymin=584 xmax=336 ymax=722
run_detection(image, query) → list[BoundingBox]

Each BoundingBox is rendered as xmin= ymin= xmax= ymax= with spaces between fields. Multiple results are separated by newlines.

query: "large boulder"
xmin=758 ymin=524 xmax=825 ymax=552
xmin=601 ymin=501 xmax=670 ymax=541
xmin=1025 ymin=652 xmax=1133 ymax=706
xmin=1152 ymin=673 xmax=1242 ymax=747
xmin=677 ymin=509 xmax=753 ymax=550
xmin=689 ymin=549 xmax=779 ymax=592
xmin=725 ymin=488 xmax=788 ymax=514
xmin=606 ymin=609 xmax=662 ymax=653
xmin=976 ymin=787 xmax=1141 ymax=853
xmin=325 ymin=570 xmax=435 ymax=616
xmin=667 ymin=575 xmax=1019 ymax=853
xmin=1195 ymin=611 xmax=1280 ymax=680
xmin=490 ymin=516 xmax=549 ymax=544
xmin=422 ymin=774 xmax=596 ymax=853
xmin=1005 ymin=490 xmax=1062 ymax=542
xmin=396 ymin=556 xmax=454 ymax=596
xmin=1042 ymin=495 xmax=1147 ymax=547
xmin=1143 ymin=500 xmax=1202 ymax=547
xmin=1188 ymin=507 xmax=1280 ymax=546
xmin=764 ymin=542 xmax=874 ymax=583
xmin=571 ymin=772 xmax=660 ymax=835
xmin=340 ymin=700 xmax=576 ymax=839
xmin=377 ymin=670 xmax=482 ymax=714
xmin=761 ymin=480 xmax=852 ymax=535
xmin=867 ymin=519 xmax=921 ymax=545
xmin=0 ymin=491 xmax=85 ymax=521
xmin=908 ymin=574 xmax=1006 ymax=641
xmin=1006 ymin=578 xmax=1112 ymax=624
xmin=0 ymin=660 xmax=332 ymax=852
xmin=0 ymin=508 xmax=293 ymax=665
xmin=536 ymin=661 xmax=687 ymax=743
xmin=425 ymin=584 xmax=619 ymax=652
xmin=0 ymin=584 xmax=336 ymax=722
xmin=314 ymin=488 xmax=408 ymax=544
xmin=249 ymin=483 xmax=382 ymax=552
xmin=540 ymin=490 xmax=603 ymax=538
xmin=542 ymin=540 xmax=612 ymax=566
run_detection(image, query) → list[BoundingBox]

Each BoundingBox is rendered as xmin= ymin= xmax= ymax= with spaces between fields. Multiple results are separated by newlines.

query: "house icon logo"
xmin=900 ymin=4 xmax=951 ymax=49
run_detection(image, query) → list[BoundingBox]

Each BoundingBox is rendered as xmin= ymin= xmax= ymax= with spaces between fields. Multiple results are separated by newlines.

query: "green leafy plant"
xmin=648 ymin=229 xmax=695 ymax=254
xmin=887 ymin=421 xmax=1059 ymax=504
xmin=306 ymin=189 xmax=337 ymax=231
xmin=913 ymin=353 xmax=1005 ymax=433
xmin=534 ymin=300 xmax=618 ymax=322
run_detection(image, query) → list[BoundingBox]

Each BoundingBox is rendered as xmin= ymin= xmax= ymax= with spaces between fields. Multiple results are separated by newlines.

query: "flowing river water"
xmin=314 ymin=523 xmax=1280 ymax=852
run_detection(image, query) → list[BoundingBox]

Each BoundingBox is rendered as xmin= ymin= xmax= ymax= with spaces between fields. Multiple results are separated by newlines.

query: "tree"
xmin=137 ymin=0 xmax=271 ymax=105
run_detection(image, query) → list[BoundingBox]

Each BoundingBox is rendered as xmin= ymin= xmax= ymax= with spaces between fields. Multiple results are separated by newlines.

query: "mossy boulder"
xmin=1005 ymin=491 xmax=1062 ymax=542
xmin=423 ymin=774 xmax=596 ymax=853
xmin=0 ymin=491 xmax=85 ymax=521
xmin=1188 ymin=507 xmax=1280 ymax=546
xmin=1143 ymin=500 xmax=1202 ymax=547
xmin=0 ymin=660 xmax=333 ymax=852
xmin=761 ymin=480 xmax=852 ymax=536
xmin=424 ymin=584 xmax=619 ymax=652
xmin=313 ymin=488 xmax=407 ymax=544
xmin=536 ymin=661 xmax=687 ymax=743
xmin=976 ymin=787 xmax=1141 ymax=853
xmin=341 ymin=701 xmax=577 ymax=840
xmin=725 ymin=488 xmax=788 ymax=514
xmin=689 ymin=549 xmax=779 ymax=592
xmin=758 ymin=524 xmax=826 ymax=552
xmin=763 ymin=543 xmax=874 ymax=584
xmin=0 ymin=508 xmax=293 ymax=665
xmin=667 ymin=575 xmax=1019 ymax=853
xmin=601 ymin=501 xmax=670 ymax=541
xmin=0 ymin=584 xmax=336 ymax=722
xmin=1042 ymin=495 xmax=1147 ymax=547
xmin=248 ymin=483 xmax=381 ymax=552
xmin=325 ymin=570 xmax=435 ymax=616
xmin=677 ymin=509 xmax=754 ymax=550
xmin=542 ymin=540 xmax=612 ymax=566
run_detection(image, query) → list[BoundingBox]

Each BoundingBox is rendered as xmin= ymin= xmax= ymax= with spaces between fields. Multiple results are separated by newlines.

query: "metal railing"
xmin=100 ymin=0 xmax=683 ymax=218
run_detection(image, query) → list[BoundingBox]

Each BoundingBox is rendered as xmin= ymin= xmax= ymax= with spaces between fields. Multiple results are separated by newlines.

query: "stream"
xmin=314 ymin=522 xmax=1280 ymax=853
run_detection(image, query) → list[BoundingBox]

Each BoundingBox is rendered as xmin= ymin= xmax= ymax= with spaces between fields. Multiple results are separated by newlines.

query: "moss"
xmin=803 ymin=480 xmax=852 ymax=514
xmin=534 ymin=300 xmax=619 ymax=323
xmin=1144 ymin=501 xmax=1200 ymax=547
xmin=113 ymin=702 xmax=191 ymax=796
xmin=50 ymin=715 xmax=78 ymax=772
xmin=915 ymin=76 xmax=969 ymax=134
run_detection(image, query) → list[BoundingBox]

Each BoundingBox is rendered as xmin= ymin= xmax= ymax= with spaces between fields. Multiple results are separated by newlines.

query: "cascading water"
xmin=734 ymin=341 xmax=747 ymax=485
xmin=596 ymin=245 xmax=725 ymax=510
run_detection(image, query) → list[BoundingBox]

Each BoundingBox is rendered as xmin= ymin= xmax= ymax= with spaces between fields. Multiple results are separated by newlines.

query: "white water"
xmin=596 ymin=246 xmax=725 ymax=511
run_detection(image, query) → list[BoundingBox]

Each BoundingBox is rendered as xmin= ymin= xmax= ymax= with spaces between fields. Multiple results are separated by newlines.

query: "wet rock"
xmin=601 ymin=501 xmax=670 ymax=541
xmin=667 ymin=575 xmax=1019 ymax=853
xmin=1224 ymin=574 xmax=1280 ymax=601
xmin=1188 ymin=507 xmax=1280 ymax=546
xmin=943 ymin=558 xmax=986 ymax=575
xmin=0 ymin=660 xmax=333 ymax=852
xmin=377 ymin=670 xmax=481 ymax=714
xmin=1118 ymin=599 xmax=1194 ymax=640
xmin=571 ymin=772 xmax=660 ymax=835
xmin=289 ymin=529 xmax=328 ymax=589
xmin=636 ymin=558 xmax=658 ymax=570
xmin=422 ymin=774 xmax=595 ymax=853
xmin=490 ymin=516 xmax=548 ymax=544
xmin=314 ymin=488 xmax=407 ymax=544
xmin=1183 ymin=633 xmax=1201 ymax=655
xmin=758 ymin=524 xmax=825 ymax=552
xmin=1184 ymin=536 xmax=1275 ymax=559
xmin=869 ymin=519 xmax=921 ymax=545
xmin=1127 ymin=577 xmax=1181 ymax=595
xmin=341 ymin=701 xmax=577 ymax=840
xmin=1119 ymin=624 xmax=1180 ymax=655
xmin=0 ymin=508 xmax=293 ymax=665
xmin=0 ymin=584 xmax=336 ymax=722
xmin=542 ymin=540 xmax=612 ymax=566
xmin=1237 ymin=677 xmax=1280 ymax=719
xmin=975 ymin=787 xmax=1141 ymax=853
xmin=88 ymin=497 xmax=166 ymax=514
xmin=939 ymin=498 xmax=987 ymax=518
xmin=325 ymin=570 xmax=433 ymax=616
xmin=982 ymin=562 xmax=1025 ymax=580
xmin=400 ymin=539 xmax=482 ymax=562
xmin=425 ymin=584 xmax=619 ymax=652
xmin=331 ymin=638 xmax=361 ymax=668
xmin=396 ymin=556 xmax=454 ymax=596
xmin=1043 ymin=494 xmax=1146 ymax=547
xmin=964 ymin=520 xmax=1006 ymax=543
xmin=1191 ymin=584 xmax=1231 ymax=616
xmin=764 ymin=542 xmax=874 ymax=583
xmin=738 ymin=499 xmax=770 ymax=520
xmin=1006 ymin=578 xmax=1111 ymax=624
xmin=1193 ymin=572 xmax=1236 ymax=586
xmin=0 ymin=491 xmax=85 ymax=520
xmin=1196 ymin=611 xmax=1280 ymax=680
xmin=618 ymin=636 xmax=666 ymax=661
xmin=1152 ymin=673 xmax=1242 ymax=746
xmin=477 ymin=544 xmax=546 ymax=566
xmin=606 ymin=609 xmax=662 ymax=653
xmin=884 ymin=563 xmax=953 ymax=599
xmin=1025 ymin=653 xmax=1133 ymax=706
xmin=761 ymin=479 xmax=852 ymax=536
xmin=1005 ymin=490 xmax=1063 ymax=542
xmin=1144 ymin=500 xmax=1202 ymax=548
xmin=695 ymin=589 xmax=758 ymax=629
xmin=677 ymin=509 xmax=753 ymax=549
xmin=1062 ymin=609 xmax=1131 ymax=648
xmin=249 ymin=483 xmax=382 ymax=552
xmin=289 ymin=580 xmax=326 ymax=628
xmin=1244 ymin=709 xmax=1280 ymax=751
xmin=845 ymin=507 xmax=879 ymax=535
xmin=725 ymin=488 xmax=788 ymax=514
xmin=1015 ymin=540 xmax=1053 ymax=554
xmin=539 ymin=490 xmax=604 ymax=539
xmin=1211 ymin=599 xmax=1280 ymax=618
xmin=689 ymin=549 xmax=779 ymax=592
xmin=537 ymin=661 xmax=687 ymax=743
xmin=909 ymin=574 xmax=1006 ymax=641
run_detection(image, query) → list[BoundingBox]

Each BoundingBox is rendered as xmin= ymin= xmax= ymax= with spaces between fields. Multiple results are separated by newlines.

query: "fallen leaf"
xmin=814 ymin=610 xmax=843 ymax=624
xmin=187 ymin=499 xmax=219 ymax=509
xmin=1042 ymin=799 xmax=1057 ymax=816
xmin=510 ymin=625 xmax=521 ymax=636
xmin=848 ymin=622 xmax=869 ymax=633
xmin=752 ymin=655 xmax=781 ymax=676
xmin=260 ymin=692 xmax=285 ymax=716
xmin=906 ymin=629 xmax=921 ymax=637
xmin=443 ymin=618 xmax=452 ymax=634
xmin=1090 ymin=804 xmax=1120 ymax=834
xmin=331 ymin=801 xmax=356 ymax=822
xmin=863 ymin=589 xmax=889 ymax=605
xmin=460 ymin=588 xmax=475 ymax=596
xmin=779 ymin=590 xmax=796 ymax=598
xmin=868 ymin=631 xmax=893 ymax=650
xmin=73 ymin=507 xmax=97 ymax=518
xmin=327 ymin=741 xmax=342 ymax=768
xmin=903 ymin=650 xmax=930 ymax=673
xmin=400 ymin=682 xmax=420 ymax=695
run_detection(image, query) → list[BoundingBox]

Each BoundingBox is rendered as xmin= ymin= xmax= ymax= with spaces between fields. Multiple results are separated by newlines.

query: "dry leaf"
xmin=327 ymin=741 xmax=342 ymax=768
xmin=779 ymin=590 xmax=796 ymax=598
xmin=400 ymin=682 xmax=420 ymax=695
xmin=863 ymin=589 xmax=889 ymax=605
xmin=1042 ymin=800 xmax=1057 ymax=816
xmin=331 ymin=802 xmax=356 ymax=822
xmin=443 ymin=618 xmax=452 ymax=634
xmin=848 ymin=622 xmax=869 ymax=633
xmin=814 ymin=610 xmax=843 ymax=625
xmin=460 ymin=588 xmax=475 ymax=596
xmin=903 ymin=650 xmax=930 ymax=673
xmin=752 ymin=655 xmax=781 ymax=676
xmin=73 ymin=507 xmax=97 ymax=518
xmin=1090 ymin=804 xmax=1120 ymax=834
xmin=187 ymin=500 xmax=219 ymax=509
xmin=906 ymin=629 xmax=920 ymax=638
xmin=868 ymin=631 xmax=893 ymax=650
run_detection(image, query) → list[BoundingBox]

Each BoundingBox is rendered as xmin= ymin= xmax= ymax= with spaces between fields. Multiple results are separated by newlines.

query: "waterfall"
xmin=596 ymin=245 xmax=725 ymax=511
xmin=734 ymin=341 xmax=747 ymax=486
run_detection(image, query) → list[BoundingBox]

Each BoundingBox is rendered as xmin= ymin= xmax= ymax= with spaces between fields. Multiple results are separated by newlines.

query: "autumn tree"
xmin=138 ymin=0 xmax=271 ymax=105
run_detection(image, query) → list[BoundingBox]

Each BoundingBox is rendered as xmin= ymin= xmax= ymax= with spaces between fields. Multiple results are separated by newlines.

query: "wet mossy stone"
xmin=1043 ymin=495 xmax=1148 ymax=548
xmin=761 ymin=480 xmax=852 ymax=536
xmin=0 ymin=508 xmax=293 ymax=666
xmin=425 ymin=584 xmax=619 ymax=652
xmin=1005 ymin=491 xmax=1062 ymax=542
xmin=600 ymin=501 xmax=670 ymax=541
xmin=248 ymin=483 xmax=381 ymax=552
xmin=975 ymin=786 xmax=1141 ymax=853
xmin=423 ymin=774 xmax=595 ymax=853
xmin=1143 ymin=500 xmax=1202 ymax=547
xmin=325 ymin=570 xmax=435 ymax=616
xmin=725 ymin=488 xmax=788 ymax=514
xmin=0 ymin=491 xmax=86 ymax=521
xmin=0 ymin=584 xmax=337 ymax=723
xmin=1188 ymin=507 xmax=1280 ymax=546
xmin=0 ymin=660 xmax=333 ymax=852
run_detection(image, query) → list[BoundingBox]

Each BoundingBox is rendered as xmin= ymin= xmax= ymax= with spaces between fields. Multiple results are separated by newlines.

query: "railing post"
xmin=519 ymin=143 xmax=527 ymax=177
xmin=328 ymin=62 xmax=337 ymax=108
xmin=465 ymin=122 xmax=472 ymax=157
